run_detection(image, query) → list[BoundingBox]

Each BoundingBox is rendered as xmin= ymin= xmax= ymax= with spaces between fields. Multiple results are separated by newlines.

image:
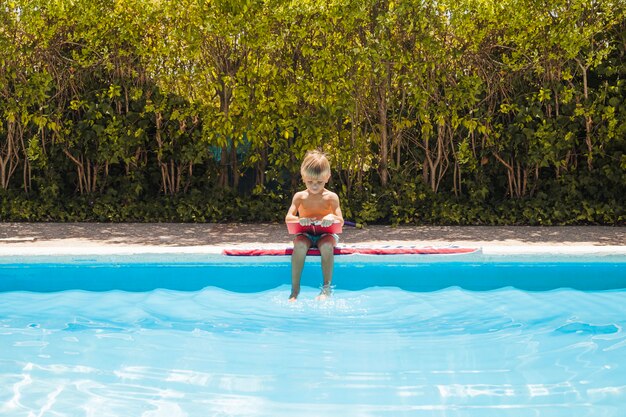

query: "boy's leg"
xmin=316 ymin=235 xmax=337 ymax=299
xmin=290 ymin=235 xmax=312 ymax=300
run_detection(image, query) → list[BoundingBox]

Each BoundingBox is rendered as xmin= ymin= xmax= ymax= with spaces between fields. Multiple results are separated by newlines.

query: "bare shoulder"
xmin=322 ymin=189 xmax=340 ymax=202
xmin=292 ymin=190 xmax=309 ymax=202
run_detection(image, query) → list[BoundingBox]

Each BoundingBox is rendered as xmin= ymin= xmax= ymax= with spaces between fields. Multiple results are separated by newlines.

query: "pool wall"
xmin=1 ymin=253 xmax=625 ymax=292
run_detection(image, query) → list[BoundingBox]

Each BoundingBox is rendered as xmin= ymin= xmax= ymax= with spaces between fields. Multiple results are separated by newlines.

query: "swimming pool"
xmin=1 ymin=253 xmax=625 ymax=416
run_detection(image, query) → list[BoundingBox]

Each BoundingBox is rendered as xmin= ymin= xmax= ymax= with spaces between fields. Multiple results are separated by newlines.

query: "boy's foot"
xmin=288 ymin=291 xmax=299 ymax=302
xmin=315 ymin=284 xmax=332 ymax=300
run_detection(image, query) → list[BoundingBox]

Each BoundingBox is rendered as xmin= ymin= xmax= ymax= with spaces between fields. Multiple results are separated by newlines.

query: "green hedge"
xmin=1 ymin=0 xmax=625 ymax=225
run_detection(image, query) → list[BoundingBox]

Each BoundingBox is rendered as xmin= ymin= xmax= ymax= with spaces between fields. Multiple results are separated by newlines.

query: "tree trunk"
xmin=377 ymin=80 xmax=389 ymax=187
xmin=576 ymin=59 xmax=593 ymax=170
xmin=0 ymin=120 xmax=20 ymax=190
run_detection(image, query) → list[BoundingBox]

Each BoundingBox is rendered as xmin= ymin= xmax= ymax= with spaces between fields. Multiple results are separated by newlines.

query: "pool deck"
xmin=0 ymin=223 xmax=624 ymax=256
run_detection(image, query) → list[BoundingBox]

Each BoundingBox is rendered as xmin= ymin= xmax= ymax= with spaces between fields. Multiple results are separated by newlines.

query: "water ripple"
xmin=0 ymin=286 xmax=625 ymax=416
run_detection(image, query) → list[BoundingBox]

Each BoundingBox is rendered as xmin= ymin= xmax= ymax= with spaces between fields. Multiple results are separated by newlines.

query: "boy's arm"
xmin=321 ymin=193 xmax=344 ymax=227
xmin=285 ymin=193 xmax=303 ymax=223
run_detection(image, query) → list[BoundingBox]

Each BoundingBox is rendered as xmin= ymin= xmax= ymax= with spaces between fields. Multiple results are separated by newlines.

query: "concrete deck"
xmin=0 ymin=223 xmax=624 ymax=255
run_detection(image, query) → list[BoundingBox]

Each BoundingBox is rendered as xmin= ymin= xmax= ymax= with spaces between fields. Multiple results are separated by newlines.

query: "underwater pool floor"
xmin=1 ymin=252 xmax=626 ymax=417
xmin=1 ymin=284 xmax=625 ymax=417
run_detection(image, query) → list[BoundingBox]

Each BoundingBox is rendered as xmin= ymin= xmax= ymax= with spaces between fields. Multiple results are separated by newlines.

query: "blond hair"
xmin=300 ymin=150 xmax=330 ymax=179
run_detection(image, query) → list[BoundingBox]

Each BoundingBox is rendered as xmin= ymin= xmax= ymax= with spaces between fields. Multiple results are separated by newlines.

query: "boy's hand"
xmin=299 ymin=217 xmax=312 ymax=226
xmin=320 ymin=215 xmax=334 ymax=227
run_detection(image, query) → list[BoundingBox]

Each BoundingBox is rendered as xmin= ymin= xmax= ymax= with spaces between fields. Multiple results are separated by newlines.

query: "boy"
xmin=285 ymin=150 xmax=344 ymax=301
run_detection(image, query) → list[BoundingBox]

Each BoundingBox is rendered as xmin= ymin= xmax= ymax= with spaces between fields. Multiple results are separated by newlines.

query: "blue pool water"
xmin=1 ymin=254 xmax=625 ymax=416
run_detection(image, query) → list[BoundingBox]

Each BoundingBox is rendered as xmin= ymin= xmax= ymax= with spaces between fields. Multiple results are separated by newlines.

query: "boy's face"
xmin=302 ymin=175 xmax=329 ymax=194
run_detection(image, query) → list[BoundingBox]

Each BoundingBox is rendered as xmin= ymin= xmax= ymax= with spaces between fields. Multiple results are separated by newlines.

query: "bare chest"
xmin=297 ymin=195 xmax=332 ymax=218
